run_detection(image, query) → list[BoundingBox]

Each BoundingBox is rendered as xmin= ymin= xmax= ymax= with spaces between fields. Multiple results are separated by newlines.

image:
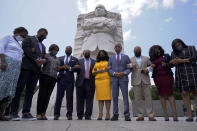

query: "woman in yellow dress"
xmin=92 ymin=50 xmax=111 ymax=120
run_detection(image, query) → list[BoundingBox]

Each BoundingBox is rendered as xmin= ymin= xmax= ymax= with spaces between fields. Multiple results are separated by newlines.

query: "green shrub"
xmin=129 ymin=85 xmax=193 ymax=100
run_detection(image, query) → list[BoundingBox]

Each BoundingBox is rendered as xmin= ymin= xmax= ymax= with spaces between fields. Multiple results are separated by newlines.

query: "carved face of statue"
xmin=95 ymin=4 xmax=106 ymax=17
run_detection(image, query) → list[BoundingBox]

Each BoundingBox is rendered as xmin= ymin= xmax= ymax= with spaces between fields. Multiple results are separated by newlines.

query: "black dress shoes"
xmin=111 ymin=115 xmax=119 ymax=121
xmin=67 ymin=115 xmax=72 ymax=120
xmin=54 ymin=115 xmax=59 ymax=120
xmin=85 ymin=116 xmax=91 ymax=120
xmin=125 ymin=116 xmax=131 ymax=121
xmin=77 ymin=117 xmax=83 ymax=120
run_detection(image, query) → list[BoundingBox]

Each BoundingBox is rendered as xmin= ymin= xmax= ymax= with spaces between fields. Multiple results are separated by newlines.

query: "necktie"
xmin=117 ymin=55 xmax=119 ymax=64
xmin=65 ymin=56 xmax=69 ymax=65
xmin=38 ymin=42 xmax=42 ymax=53
xmin=85 ymin=60 xmax=90 ymax=79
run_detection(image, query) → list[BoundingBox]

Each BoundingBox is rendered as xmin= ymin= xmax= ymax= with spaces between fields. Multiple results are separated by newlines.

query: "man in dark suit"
xmin=11 ymin=28 xmax=48 ymax=121
xmin=54 ymin=46 xmax=79 ymax=120
xmin=76 ymin=50 xmax=95 ymax=120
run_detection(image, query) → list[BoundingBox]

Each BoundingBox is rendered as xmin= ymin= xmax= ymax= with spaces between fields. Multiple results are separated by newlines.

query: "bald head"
xmin=134 ymin=46 xmax=141 ymax=57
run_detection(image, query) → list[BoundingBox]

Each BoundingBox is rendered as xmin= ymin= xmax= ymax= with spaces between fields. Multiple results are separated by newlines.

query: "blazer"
xmin=76 ymin=58 xmax=95 ymax=88
xmin=21 ymin=36 xmax=46 ymax=72
xmin=151 ymin=54 xmax=173 ymax=79
xmin=57 ymin=55 xmax=79 ymax=83
xmin=108 ymin=53 xmax=131 ymax=82
xmin=130 ymin=56 xmax=151 ymax=86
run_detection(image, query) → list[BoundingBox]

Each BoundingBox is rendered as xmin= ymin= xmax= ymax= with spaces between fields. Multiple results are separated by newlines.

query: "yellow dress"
xmin=92 ymin=61 xmax=112 ymax=100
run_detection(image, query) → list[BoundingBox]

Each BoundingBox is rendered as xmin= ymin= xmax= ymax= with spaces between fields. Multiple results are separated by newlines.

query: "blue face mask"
xmin=176 ymin=45 xmax=183 ymax=51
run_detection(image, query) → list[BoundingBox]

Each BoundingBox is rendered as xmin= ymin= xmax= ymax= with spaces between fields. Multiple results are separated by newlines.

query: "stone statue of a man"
xmin=74 ymin=4 xmax=123 ymax=58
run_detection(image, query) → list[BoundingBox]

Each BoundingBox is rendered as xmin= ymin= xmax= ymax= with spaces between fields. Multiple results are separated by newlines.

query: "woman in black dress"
xmin=149 ymin=45 xmax=178 ymax=121
xmin=170 ymin=39 xmax=197 ymax=122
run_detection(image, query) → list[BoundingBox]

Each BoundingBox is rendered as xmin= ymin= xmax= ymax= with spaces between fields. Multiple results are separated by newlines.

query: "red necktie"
xmin=117 ymin=55 xmax=119 ymax=64
xmin=85 ymin=60 xmax=89 ymax=79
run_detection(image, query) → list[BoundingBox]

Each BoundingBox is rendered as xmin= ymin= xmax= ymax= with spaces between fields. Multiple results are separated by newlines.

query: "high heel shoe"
xmin=173 ymin=116 xmax=178 ymax=122
xmin=105 ymin=113 xmax=110 ymax=121
xmin=97 ymin=113 xmax=103 ymax=120
xmin=164 ymin=117 xmax=169 ymax=121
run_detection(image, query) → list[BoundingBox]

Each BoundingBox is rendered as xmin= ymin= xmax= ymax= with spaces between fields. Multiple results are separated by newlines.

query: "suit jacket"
xmin=108 ymin=54 xmax=131 ymax=82
xmin=76 ymin=58 xmax=95 ymax=88
xmin=21 ymin=36 xmax=46 ymax=72
xmin=57 ymin=55 xmax=79 ymax=83
xmin=130 ymin=56 xmax=151 ymax=86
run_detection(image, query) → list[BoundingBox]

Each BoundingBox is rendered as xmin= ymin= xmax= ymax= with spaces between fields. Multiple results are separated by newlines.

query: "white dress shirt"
xmin=0 ymin=35 xmax=23 ymax=61
xmin=136 ymin=56 xmax=142 ymax=67
xmin=64 ymin=55 xmax=72 ymax=72
xmin=64 ymin=55 xmax=71 ymax=64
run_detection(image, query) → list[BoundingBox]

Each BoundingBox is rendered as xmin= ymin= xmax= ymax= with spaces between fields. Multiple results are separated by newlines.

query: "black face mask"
xmin=84 ymin=53 xmax=90 ymax=59
xmin=66 ymin=52 xmax=72 ymax=56
xmin=100 ymin=56 xmax=105 ymax=60
xmin=156 ymin=53 xmax=161 ymax=57
xmin=50 ymin=50 xmax=58 ymax=56
xmin=37 ymin=35 xmax=46 ymax=42
xmin=135 ymin=52 xmax=141 ymax=57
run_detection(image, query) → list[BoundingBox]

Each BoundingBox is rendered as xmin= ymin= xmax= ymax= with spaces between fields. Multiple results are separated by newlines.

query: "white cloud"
xmin=180 ymin=0 xmax=188 ymax=3
xmin=123 ymin=30 xmax=132 ymax=41
xmin=164 ymin=17 xmax=173 ymax=23
xmin=148 ymin=0 xmax=159 ymax=8
xmin=123 ymin=30 xmax=136 ymax=41
xmin=162 ymin=0 xmax=174 ymax=8
xmin=77 ymin=0 xmax=160 ymax=21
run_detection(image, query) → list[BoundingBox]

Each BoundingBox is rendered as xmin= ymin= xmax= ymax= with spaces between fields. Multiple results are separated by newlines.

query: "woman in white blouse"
xmin=0 ymin=27 xmax=28 ymax=121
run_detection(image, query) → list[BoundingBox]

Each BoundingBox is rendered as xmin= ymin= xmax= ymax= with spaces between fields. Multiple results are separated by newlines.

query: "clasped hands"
xmin=169 ymin=58 xmax=189 ymax=65
xmin=127 ymin=63 xmax=149 ymax=74
xmin=94 ymin=66 xmax=111 ymax=73
xmin=114 ymin=72 xmax=125 ymax=78
xmin=59 ymin=64 xmax=80 ymax=71
xmin=35 ymin=58 xmax=44 ymax=67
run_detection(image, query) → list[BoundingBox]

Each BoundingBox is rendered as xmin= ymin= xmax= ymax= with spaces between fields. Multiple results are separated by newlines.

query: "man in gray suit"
xmin=108 ymin=43 xmax=131 ymax=121
xmin=128 ymin=46 xmax=156 ymax=121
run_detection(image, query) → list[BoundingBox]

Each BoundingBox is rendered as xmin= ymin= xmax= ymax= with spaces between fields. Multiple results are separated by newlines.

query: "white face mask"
xmin=15 ymin=35 xmax=24 ymax=42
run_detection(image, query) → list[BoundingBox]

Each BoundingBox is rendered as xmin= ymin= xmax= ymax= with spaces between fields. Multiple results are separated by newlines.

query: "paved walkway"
xmin=0 ymin=117 xmax=197 ymax=131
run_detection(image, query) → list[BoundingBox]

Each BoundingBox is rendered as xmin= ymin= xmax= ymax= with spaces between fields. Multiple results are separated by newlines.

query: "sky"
xmin=0 ymin=0 xmax=197 ymax=57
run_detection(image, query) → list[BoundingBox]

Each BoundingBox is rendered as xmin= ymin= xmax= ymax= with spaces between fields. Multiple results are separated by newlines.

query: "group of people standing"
xmin=0 ymin=27 xmax=197 ymax=122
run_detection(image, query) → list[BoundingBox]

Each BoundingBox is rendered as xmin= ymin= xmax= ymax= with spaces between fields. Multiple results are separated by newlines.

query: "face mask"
xmin=50 ymin=50 xmax=58 ymax=56
xmin=66 ymin=52 xmax=72 ymax=56
xmin=156 ymin=53 xmax=161 ymax=57
xmin=15 ymin=35 xmax=24 ymax=42
xmin=100 ymin=56 xmax=105 ymax=60
xmin=134 ymin=51 xmax=141 ymax=57
xmin=176 ymin=45 xmax=183 ymax=51
xmin=37 ymin=35 xmax=46 ymax=42
xmin=84 ymin=53 xmax=90 ymax=59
